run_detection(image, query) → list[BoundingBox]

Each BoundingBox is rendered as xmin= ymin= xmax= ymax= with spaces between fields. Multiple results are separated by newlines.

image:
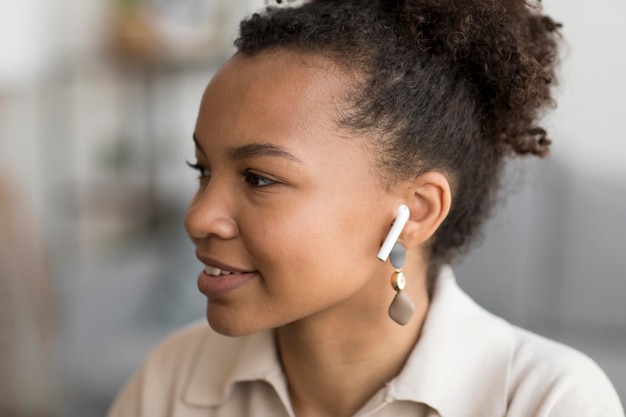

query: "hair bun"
xmin=401 ymin=0 xmax=561 ymax=156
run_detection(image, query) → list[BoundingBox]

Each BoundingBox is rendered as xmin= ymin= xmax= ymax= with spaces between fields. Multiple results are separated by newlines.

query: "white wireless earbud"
xmin=377 ymin=204 xmax=410 ymax=262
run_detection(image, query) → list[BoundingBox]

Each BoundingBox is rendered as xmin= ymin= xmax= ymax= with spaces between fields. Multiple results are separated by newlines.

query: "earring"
xmin=388 ymin=242 xmax=415 ymax=326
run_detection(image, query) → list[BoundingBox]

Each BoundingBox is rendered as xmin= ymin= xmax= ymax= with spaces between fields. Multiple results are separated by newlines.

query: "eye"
xmin=243 ymin=170 xmax=277 ymax=187
xmin=186 ymin=160 xmax=210 ymax=178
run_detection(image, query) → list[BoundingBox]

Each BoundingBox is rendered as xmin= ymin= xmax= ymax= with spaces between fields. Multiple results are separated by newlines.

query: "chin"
xmin=205 ymin=304 xmax=264 ymax=337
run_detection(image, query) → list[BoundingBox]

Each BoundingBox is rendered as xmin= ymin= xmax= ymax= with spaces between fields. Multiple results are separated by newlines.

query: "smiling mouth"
xmin=198 ymin=265 xmax=258 ymax=298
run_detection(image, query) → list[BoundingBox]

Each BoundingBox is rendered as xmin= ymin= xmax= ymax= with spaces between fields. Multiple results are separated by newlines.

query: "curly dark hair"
xmin=235 ymin=0 xmax=561 ymax=284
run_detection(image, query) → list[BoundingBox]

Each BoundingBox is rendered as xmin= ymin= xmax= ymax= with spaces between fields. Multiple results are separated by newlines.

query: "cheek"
xmin=244 ymin=195 xmax=382 ymax=280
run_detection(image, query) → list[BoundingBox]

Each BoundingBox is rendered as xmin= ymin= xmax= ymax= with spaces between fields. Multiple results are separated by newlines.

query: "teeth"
xmin=206 ymin=266 xmax=222 ymax=276
xmin=205 ymin=266 xmax=243 ymax=276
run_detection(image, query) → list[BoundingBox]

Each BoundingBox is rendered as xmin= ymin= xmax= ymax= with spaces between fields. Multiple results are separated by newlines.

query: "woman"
xmin=108 ymin=0 xmax=624 ymax=416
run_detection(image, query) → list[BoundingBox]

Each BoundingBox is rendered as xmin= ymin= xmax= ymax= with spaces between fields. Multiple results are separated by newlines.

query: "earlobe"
xmin=398 ymin=171 xmax=452 ymax=248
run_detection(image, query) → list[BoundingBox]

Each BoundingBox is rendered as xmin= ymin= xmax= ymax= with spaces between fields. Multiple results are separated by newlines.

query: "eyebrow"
xmin=229 ymin=143 xmax=302 ymax=163
xmin=193 ymin=133 xmax=302 ymax=163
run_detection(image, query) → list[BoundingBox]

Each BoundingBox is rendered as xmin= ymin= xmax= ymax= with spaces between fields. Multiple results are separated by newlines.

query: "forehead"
xmin=210 ymin=49 xmax=352 ymax=103
xmin=195 ymin=50 xmax=357 ymax=149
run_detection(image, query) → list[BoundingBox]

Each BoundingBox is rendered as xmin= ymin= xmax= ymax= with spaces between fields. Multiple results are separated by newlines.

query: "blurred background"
xmin=0 ymin=0 xmax=624 ymax=416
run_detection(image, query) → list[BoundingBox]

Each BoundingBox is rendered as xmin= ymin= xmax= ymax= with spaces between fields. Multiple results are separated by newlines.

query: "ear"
xmin=396 ymin=171 xmax=452 ymax=249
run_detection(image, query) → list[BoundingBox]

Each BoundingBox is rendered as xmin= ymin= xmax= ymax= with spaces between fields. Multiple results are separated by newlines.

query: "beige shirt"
xmin=107 ymin=267 xmax=624 ymax=417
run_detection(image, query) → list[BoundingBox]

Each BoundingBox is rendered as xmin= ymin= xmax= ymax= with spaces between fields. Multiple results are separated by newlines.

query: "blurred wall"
xmin=457 ymin=0 xmax=626 ymax=402
xmin=0 ymin=1 xmax=624 ymax=416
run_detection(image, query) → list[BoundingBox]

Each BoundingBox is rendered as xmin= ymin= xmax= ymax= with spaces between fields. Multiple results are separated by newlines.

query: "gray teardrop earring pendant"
xmin=389 ymin=292 xmax=415 ymax=326
xmin=388 ymin=243 xmax=415 ymax=326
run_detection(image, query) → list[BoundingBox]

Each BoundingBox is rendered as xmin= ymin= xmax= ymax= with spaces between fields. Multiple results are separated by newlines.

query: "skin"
xmin=185 ymin=50 xmax=451 ymax=417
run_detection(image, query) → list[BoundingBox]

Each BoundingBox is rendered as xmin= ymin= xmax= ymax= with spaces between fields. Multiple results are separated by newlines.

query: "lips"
xmin=196 ymin=253 xmax=258 ymax=298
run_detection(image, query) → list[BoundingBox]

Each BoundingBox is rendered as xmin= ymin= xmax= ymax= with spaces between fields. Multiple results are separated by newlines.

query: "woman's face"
xmin=186 ymin=50 xmax=398 ymax=336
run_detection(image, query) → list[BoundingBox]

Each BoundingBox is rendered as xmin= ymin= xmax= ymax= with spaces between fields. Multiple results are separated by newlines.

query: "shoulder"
xmin=505 ymin=326 xmax=624 ymax=416
xmin=415 ymin=268 xmax=624 ymax=417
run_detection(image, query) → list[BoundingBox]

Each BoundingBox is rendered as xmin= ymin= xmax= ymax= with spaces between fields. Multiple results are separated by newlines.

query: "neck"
xmin=275 ymin=265 xmax=430 ymax=417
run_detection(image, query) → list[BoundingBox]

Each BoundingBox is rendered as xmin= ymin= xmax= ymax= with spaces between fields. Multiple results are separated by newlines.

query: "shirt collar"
xmin=182 ymin=266 xmax=514 ymax=417
xmin=183 ymin=327 xmax=289 ymax=408
xmin=387 ymin=266 xmax=513 ymax=417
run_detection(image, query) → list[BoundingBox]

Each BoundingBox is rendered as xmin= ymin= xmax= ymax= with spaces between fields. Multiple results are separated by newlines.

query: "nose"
xmin=184 ymin=183 xmax=238 ymax=241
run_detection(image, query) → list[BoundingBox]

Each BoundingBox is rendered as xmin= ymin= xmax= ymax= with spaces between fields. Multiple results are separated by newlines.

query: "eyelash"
xmin=186 ymin=161 xmax=277 ymax=188
xmin=186 ymin=161 xmax=209 ymax=178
